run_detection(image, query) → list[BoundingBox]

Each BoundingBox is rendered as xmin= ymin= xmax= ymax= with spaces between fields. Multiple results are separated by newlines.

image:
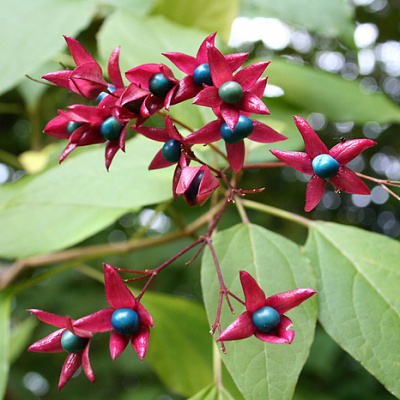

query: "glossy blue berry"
xmin=162 ymin=139 xmax=181 ymax=163
xmin=111 ymin=308 xmax=140 ymax=336
xmin=97 ymin=85 xmax=116 ymax=103
xmin=185 ymin=170 xmax=205 ymax=202
xmin=193 ymin=63 xmax=213 ymax=86
xmin=252 ymin=306 xmax=281 ymax=333
xmin=218 ymin=81 xmax=243 ymax=104
xmin=100 ymin=116 xmax=123 ymax=141
xmin=220 ymin=116 xmax=253 ymax=144
xmin=149 ymin=73 xmax=174 ymax=98
xmin=312 ymin=154 xmax=340 ymax=179
xmin=61 ymin=330 xmax=89 ymax=353
xmin=67 ymin=121 xmax=84 ymax=135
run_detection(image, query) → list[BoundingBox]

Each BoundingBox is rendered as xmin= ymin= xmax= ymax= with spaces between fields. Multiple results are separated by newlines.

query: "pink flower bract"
xmin=42 ymin=36 xmax=107 ymax=100
xmin=74 ymin=264 xmax=153 ymax=361
xmin=163 ymin=32 xmax=248 ymax=104
xmin=217 ymin=271 xmax=316 ymax=344
xmin=270 ymin=116 xmax=377 ymax=211
xmin=28 ymin=310 xmax=94 ymax=391
xmin=193 ymin=43 xmax=270 ymax=131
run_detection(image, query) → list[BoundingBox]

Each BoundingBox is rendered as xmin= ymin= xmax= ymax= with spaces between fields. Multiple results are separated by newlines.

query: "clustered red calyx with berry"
xmin=31 ymin=32 xmax=378 ymax=389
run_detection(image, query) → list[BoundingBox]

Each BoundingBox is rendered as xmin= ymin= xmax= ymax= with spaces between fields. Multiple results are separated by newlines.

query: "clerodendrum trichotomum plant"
xmin=4 ymin=29 xmax=399 ymax=400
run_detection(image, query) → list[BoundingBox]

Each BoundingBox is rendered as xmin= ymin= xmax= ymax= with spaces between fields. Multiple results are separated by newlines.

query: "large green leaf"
xmin=97 ymin=10 xmax=209 ymax=79
xmin=201 ymin=224 xmax=318 ymax=400
xmin=304 ymin=222 xmax=400 ymax=398
xmin=240 ymin=0 xmax=355 ymax=47
xmin=266 ymin=59 xmax=400 ymax=124
xmin=95 ymin=0 xmax=155 ymax=15
xmin=0 ymin=290 xmax=14 ymax=399
xmin=151 ymin=0 xmax=239 ymax=43
xmin=144 ymin=292 xmax=213 ymax=397
xmin=0 ymin=0 xmax=96 ymax=96
xmin=0 ymin=136 xmax=172 ymax=259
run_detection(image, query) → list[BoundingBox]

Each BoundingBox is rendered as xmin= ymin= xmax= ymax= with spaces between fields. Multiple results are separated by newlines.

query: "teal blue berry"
xmin=100 ymin=117 xmax=123 ymax=141
xmin=61 ymin=330 xmax=89 ymax=353
xmin=97 ymin=85 xmax=116 ymax=103
xmin=252 ymin=306 xmax=281 ymax=333
xmin=111 ymin=308 xmax=140 ymax=336
xmin=149 ymin=73 xmax=174 ymax=98
xmin=67 ymin=121 xmax=84 ymax=135
xmin=312 ymin=154 xmax=340 ymax=179
xmin=218 ymin=81 xmax=243 ymax=104
xmin=162 ymin=139 xmax=181 ymax=163
xmin=220 ymin=116 xmax=253 ymax=144
xmin=185 ymin=170 xmax=205 ymax=202
xmin=193 ymin=64 xmax=213 ymax=86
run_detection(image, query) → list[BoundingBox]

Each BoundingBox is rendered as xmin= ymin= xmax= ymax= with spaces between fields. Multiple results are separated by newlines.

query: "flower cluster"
xmin=28 ymin=264 xmax=153 ymax=390
xmin=43 ymin=33 xmax=285 ymax=206
xmin=28 ymin=265 xmax=315 ymax=389
xmin=33 ymin=32 xmax=375 ymax=390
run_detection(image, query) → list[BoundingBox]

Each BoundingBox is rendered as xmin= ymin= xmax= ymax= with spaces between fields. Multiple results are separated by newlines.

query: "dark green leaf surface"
xmin=151 ymin=0 xmax=239 ymax=43
xmin=0 ymin=0 xmax=96 ymax=95
xmin=97 ymin=10 xmax=209 ymax=79
xmin=304 ymin=222 xmax=400 ymax=398
xmin=144 ymin=292 xmax=213 ymax=397
xmin=0 ymin=290 xmax=14 ymax=399
xmin=0 ymin=136 xmax=173 ymax=258
xmin=266 ymin=59 xmax=400 ymax=124
xmin=240 ymin=0 xmax=355 ymax=47
xmin=201 ymin=224 xmax=318 ymax=400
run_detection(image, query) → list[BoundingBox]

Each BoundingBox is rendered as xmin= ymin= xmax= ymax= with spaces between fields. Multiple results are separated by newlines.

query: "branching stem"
xmin=0 ymin=201 xmax=224 ymax=289
xmin=241 ymin=199 xmax=313 ymax=228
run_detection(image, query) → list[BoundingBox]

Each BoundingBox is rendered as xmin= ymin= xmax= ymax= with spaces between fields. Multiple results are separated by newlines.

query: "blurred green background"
xmin=1 ymin=0 xmax=400 ymax=399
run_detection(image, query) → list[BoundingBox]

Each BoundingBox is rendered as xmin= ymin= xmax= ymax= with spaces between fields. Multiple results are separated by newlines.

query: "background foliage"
xmin=1 ymin=0 xmax=400 ymax=399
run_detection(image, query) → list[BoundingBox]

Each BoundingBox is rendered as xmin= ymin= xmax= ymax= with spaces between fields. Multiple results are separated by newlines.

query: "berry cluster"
xmin=43 ymin=33 xmax=286 ymax=206
xmin=28 ymin=265 xmax=153 ymax=390
xmin=30 ymin=33 xmax=377 ymax=390
xmin=43 ymin=34 xmax=375 ymax=210
xmin=28 ymin=264 xmax=316 ymax=390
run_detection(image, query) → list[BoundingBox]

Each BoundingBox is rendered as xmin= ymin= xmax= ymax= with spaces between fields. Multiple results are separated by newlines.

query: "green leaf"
xmin=94 ymin=0 xmax=156 ymax=16
xmin=0 ymin=290 xmax=14 ymax=399
xmin=240 ymin=0 xmax=355 ymax=47
xmin=97 ymin=10 xmax=210 ymax=77
xmin=0 ymin=0 xmax=96 ymax=95
xmin=201 ymin=224 xmax=318 ymax=400
xmin=189 ymin=383 xmax=236 ymax=400
xmin=9 ymin=317 xmax=38 ymax=364
xmin=266 ymin=58 xmax=400 ymax=124
xmin=18 ymin=61 xmax=60 ymax=110
xmin=151 ymin=0 xmax=240 ymax=43
xmin=144 ymin=292 xmax=213 ymax=397
xmin=304 ymin=222 xmax=400 ymax=398
xmin=0 ymin=136 xmax=173 ymax=259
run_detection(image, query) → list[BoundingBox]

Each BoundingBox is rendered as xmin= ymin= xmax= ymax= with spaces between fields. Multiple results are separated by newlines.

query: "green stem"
xmin=27 ymin=105 xmax=42 ymax=151
xmin=0 ymin=103 xmax=24 ymax=114
xmin=235 ymin=196 xmax=250 ymax=224
xmin=213 ymin=341 xmax=222 ymax=390
xmin=241 ymin=199 xmax=313 ymax=228
xmin=0 ymin=149 xmax=23 ymax=170
xmin=10 ymin=262 xmax=77 ymax=295
xmin=74 ymin=264 xmax=104 ymax=283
